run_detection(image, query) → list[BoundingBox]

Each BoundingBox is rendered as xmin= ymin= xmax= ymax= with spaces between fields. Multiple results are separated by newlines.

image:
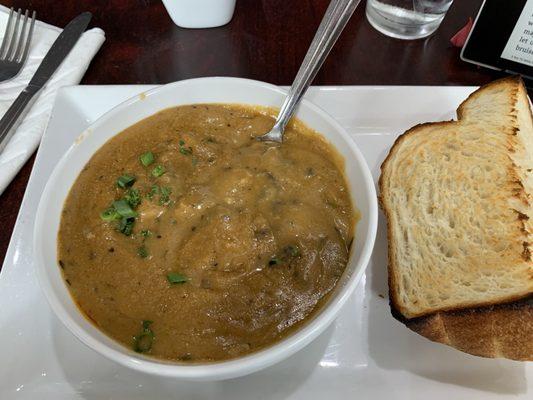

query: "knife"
xmin=0 ymin=12 xmax=92 ymax=154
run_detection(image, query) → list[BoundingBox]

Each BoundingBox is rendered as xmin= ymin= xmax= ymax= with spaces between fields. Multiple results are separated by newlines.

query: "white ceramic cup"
xmin=34 ymin=77 xmax=378 ymax=381
xmin=161 ymin=0 xmax=236 ymax=28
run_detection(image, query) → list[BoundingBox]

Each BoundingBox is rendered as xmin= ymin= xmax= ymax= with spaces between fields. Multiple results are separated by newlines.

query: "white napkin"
xmin=0 ymin=6 xmax=105 ymax=195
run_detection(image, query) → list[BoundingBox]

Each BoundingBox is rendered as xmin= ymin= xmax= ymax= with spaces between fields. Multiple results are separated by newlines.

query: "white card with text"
xmin=501 ymin=1 xmax=533 ymax=66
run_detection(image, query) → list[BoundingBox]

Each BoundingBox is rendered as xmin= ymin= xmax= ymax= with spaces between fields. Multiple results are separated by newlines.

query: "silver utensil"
xmin=0 ymin=12 xmax=92 ymax=154
xmin=258 ymin=0 xmax=361 ymax=143
xmin=0 ymin=8 xmax=36 ymax=83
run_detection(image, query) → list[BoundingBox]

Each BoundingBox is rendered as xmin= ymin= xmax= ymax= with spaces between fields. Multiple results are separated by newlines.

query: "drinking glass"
xmin=366 ymin=0 xmax=454 ymax=40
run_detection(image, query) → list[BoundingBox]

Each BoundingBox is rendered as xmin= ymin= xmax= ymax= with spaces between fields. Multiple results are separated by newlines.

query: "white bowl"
xmin=34 ymin=77 xmax=378 ymax=381
xmin=161 ymin=0 xmax=236 ymax=28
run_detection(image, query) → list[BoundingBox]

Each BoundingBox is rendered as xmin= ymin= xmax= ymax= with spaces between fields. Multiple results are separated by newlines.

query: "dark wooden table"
xmin=0 ymin=0 xmax=497 ymax=265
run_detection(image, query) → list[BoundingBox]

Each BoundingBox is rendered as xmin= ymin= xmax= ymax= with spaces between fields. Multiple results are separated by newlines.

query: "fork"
xmin=0 ymin=8 xmax=36 ymax=83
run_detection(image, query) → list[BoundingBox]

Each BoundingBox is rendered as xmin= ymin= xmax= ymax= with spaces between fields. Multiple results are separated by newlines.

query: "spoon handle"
xmin=274 ymin=0 xmax=361 ymax=133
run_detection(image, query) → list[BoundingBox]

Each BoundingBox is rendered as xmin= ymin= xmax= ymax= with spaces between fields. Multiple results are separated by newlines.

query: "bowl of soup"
xmin=34 ymin=77 xmax=377 ymax=380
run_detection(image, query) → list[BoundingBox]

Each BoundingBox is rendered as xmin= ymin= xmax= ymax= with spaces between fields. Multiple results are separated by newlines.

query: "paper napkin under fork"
xmin=0 ymin=5 xmax=105 ymax=195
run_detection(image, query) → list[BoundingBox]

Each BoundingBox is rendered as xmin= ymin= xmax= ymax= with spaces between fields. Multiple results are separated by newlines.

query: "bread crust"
xmin=392 ymin=296 xmax=533 ymax=361
xmin=379 ymin=76 xmax=533 ymax=361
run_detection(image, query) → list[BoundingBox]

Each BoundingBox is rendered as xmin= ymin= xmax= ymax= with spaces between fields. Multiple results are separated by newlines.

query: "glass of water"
xmin=366 ymin=0 xmax=454 ymax=40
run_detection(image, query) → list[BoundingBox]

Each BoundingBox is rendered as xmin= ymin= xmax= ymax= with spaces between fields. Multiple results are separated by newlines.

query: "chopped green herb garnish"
xmin=117 ymin=174 xmax=136 ymax=189
xmin=192 ymin=156 xmax=198 ymax=166
xmin=268 ymin=258 xmax=281 ymax=266
xmin=159 ymin=186 xmax=172 ymax=205
xmin=152 ymin=165 xmax=166 ymax=177
xmin=140 ymin=151 xmax=155 ymax=166
xmin=138 ymin=246 xmax=149 ymax=258
xmin=100 ymin=207 xmax=121 ymax=221
xmin=268 ymin=246 xmax=300 ymax=267
xmin=113 ymin=199 xmax=138 ymax=218
xmin=167 ymin=272 xmax=188 ymax=284
xmin=141 ymin=229 xmax=152 ymax=238
xmin=125 ymin=188 xmax=141 ymax=208
xmin=147 ymin=185 xmax=160 ymax=200
xmin=133 ymin=320 xmax=154 ymax=353
xmin=142 ymin=320 xmax=153 ymax=330
xmin=119 ymin=217 xmax=135 ymax=236
xmin=179 ymin=139 xmax=193 ymax=155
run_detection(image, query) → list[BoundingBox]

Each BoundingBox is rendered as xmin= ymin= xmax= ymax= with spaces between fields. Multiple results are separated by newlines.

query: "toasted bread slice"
xmin=379 ymin=76 xmax=533 ymax=360
xmin=398 ymin=297 xmax=532 ymax=361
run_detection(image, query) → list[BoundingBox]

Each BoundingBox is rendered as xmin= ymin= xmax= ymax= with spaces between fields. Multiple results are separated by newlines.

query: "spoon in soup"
xmin=258 ymin=0 xmax=361 ymax=143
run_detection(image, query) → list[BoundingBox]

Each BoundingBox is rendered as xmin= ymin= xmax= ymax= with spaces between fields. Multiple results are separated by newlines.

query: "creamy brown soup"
xmin=58 ymin=104 xmax=356 ymax=362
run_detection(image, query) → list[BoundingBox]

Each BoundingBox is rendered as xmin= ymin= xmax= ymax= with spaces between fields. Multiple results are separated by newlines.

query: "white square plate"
xmin=1 ymin=85 xmax=531 ymax=399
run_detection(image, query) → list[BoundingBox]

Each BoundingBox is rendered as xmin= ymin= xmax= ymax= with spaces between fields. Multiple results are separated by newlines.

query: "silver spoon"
xmin=258 ymin=0 xmax=361 ymax=143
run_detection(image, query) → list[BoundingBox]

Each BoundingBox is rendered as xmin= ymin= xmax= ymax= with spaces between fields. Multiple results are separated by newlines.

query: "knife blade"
xmin=0 ymin=12 xmax=92 ymax=154
xmin=28 ymin=12 xmax=92 ymax=90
